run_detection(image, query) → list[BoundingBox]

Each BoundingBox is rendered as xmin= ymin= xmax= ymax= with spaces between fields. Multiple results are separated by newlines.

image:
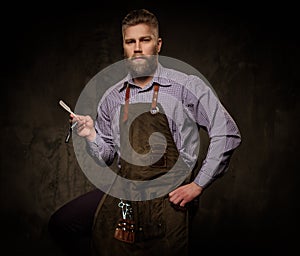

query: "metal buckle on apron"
xmin=123 ymin=83 xmax=160 ymax=120
xmin=150 ymin=106 xmax=159 ymax=115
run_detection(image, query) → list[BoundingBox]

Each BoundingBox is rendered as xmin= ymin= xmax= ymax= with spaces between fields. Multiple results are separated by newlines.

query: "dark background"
xmin=1 ymin=1 xmax=299 ymax=255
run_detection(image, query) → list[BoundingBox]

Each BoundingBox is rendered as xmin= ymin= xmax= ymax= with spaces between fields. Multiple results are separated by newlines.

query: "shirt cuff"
xmin=193 ymin=171 xmax=215 ymax=189
xmin=85 ymin=134 xmax=105 ymax=155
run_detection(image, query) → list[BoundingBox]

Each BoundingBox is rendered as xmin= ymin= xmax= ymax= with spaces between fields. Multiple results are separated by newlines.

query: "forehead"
xmin=123 ymin=23 xmax=156 ymax=39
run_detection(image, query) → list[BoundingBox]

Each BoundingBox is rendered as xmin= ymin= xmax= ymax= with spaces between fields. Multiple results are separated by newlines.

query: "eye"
xmin=125 ymin=39 xmax=135 ymax=44
xmin=141 ymin=38 xmax=151 ymax=42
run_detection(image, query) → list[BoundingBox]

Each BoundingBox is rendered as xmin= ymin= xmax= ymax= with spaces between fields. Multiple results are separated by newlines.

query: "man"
xmin=49 ymin=8 xmax=241 ymax=256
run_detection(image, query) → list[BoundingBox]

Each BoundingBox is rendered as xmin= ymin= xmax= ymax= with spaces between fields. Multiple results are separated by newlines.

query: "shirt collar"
xmin=118 ymin=63 xmax=172 ymax=92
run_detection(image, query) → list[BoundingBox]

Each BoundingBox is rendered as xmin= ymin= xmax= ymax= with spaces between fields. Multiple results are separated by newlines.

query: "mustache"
xmin=129 ymin=55 xmax=147 ymax=60
xmin=127 ymin=54 xmax=158 ymax=60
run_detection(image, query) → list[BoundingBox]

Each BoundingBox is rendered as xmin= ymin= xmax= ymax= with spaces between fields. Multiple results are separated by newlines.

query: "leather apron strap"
xmin=123 ymin=83 xmax=160 ymax=122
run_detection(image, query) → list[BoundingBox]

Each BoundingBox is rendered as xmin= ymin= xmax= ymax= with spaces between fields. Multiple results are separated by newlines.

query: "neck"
xmin=133 ymin=76 xmax=153 ymax=88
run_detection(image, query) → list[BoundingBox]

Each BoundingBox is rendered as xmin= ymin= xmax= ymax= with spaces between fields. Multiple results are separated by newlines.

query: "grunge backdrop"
xmin=1 ymin=1 xmax=298 ymax=255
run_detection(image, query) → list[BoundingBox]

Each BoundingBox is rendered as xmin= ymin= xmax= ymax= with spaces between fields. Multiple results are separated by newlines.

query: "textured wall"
xmin=1 ymin=2 xmax=298 ymax=255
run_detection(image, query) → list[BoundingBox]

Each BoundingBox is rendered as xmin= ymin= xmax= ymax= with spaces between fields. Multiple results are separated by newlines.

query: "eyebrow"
xmin=124 ymin=35 xmax=153 ymax=42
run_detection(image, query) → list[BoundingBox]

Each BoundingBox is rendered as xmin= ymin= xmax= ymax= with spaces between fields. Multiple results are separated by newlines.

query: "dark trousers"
xmin=48 ymin=189 xmax=104 ymax=256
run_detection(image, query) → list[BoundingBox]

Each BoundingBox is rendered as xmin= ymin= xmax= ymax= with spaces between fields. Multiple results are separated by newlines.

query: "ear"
xmin=157 ymin=38 xmax=162 ymax=53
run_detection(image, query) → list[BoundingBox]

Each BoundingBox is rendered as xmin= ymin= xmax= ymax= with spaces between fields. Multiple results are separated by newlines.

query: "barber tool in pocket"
xmin=114 ymin=199 xmax=135 ymax=243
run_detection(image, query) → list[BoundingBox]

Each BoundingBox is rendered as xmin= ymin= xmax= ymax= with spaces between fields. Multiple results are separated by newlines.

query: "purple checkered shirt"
xmin=87 ymin=63 xmax=241 ymax=188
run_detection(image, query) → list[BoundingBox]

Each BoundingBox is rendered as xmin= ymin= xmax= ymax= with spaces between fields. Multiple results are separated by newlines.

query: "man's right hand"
xmin=70 ymin=114 xmax=96 ymax=142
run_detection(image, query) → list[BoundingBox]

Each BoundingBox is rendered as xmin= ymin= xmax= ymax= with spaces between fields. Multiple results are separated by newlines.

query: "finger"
xmin=171 ymin=199 xmax=186 ymax=210
xmin=71 ymin=116 xmax=79 ymax=123
xmin=179 ymin=199 xmax=188 ymax=207
xmin=169 ymin=191 xmax=180 ymax=201
xmin=169 ymin=194 xmax=181 ymax=204
xmin=77 ymin=123 xmax=86 ymax=131
xmin=168 ymin=191 xmax=176 ymax=200
xmin=169 ymin=187 xmax=179 ymax=197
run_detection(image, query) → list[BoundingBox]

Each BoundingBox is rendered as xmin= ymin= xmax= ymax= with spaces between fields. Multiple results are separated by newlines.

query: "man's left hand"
xmin=169 ymin=182 xmax=203 ymax=207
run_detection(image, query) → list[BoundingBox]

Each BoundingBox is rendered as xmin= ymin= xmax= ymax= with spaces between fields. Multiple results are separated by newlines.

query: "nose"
xmin=134 ymin=41 xmax=142 ymax=53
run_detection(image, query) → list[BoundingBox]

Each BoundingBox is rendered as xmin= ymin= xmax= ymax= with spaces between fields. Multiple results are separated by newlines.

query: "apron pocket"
xmin=137 ymin=221 xmax=166 ymax=241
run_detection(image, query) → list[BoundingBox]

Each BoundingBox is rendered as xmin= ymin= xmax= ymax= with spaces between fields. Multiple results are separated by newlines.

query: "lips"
xmin=131 ymin=55 xmax=146 ymax=61
xmin=130 ymin=57 xmax=147 ymax=65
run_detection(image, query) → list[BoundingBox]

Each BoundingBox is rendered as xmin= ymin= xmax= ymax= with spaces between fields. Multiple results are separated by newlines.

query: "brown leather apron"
xmin=91 ymin=84 xmax=192 ymax=256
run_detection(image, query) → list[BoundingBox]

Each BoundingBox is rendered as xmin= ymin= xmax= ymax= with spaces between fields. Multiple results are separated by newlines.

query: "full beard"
xmin=125 ymin=54 xmax=158 ymax=79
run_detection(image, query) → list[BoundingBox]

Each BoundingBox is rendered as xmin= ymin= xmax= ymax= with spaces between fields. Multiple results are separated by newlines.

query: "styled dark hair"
xmin=122 ymin=9 xmax=159 ymax=37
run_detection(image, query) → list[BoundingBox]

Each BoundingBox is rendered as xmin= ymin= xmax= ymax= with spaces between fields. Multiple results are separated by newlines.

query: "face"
xmin=123 ymin=23 xmax=162 ymax=78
